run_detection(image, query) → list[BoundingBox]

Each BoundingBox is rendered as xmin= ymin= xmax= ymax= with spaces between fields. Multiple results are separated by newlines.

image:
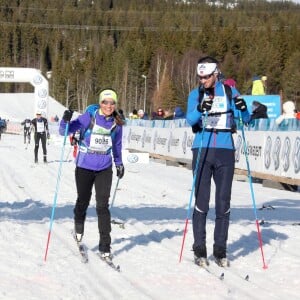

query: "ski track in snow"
xmin=0 ymin=133 xmax=300 ymax=300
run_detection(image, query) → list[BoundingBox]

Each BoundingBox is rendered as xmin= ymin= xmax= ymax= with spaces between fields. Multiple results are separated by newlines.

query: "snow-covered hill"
xmin=0 ymin=93 xmax=66 ymax=122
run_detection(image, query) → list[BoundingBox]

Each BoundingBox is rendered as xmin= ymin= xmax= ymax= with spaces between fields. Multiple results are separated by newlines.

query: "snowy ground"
xmin=0 ymin=131 xmax=299 ymax=300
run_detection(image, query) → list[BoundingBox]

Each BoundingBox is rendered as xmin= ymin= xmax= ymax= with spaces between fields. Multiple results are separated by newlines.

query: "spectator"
xmin=261 ymin=76 xmax=267 ymax=94
xmin=151 ymin=111 xmax=157 ymax=120
xmin=164 ymin=109 xmax=174 ymax=120
xmin=130 ymin=109 xmax=139 ymax=119
xmin=223 ymin=78 xmax=237 ymax=88
xmin=153 ymin=108 xmax=165 ymax=120
xmin=275 ymin=101 xmax=296 ymax=126
xmin=137 ymin=109 xmax=149 ymax=120
xmin=250 ymin=101 xmax=268 ymax=121
xmin=173 ymin=106 xmax=186 ymax=119
xmin=118 ymin=109 xmax=126 ymax=121
xmin=251 ymin=75 xmax=266 ymax=95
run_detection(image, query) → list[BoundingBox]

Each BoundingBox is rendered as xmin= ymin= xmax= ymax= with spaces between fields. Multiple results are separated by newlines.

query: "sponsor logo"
xmin=272 ymin=137 xmax=281 ymax=170
xmin=37 ymin=99 xmax=47 ymax=109
xmin=0 ymin=70 xmax=14 ymax=80
xmin=33 ymin=75 xmax=43 ymax=85
xmin=240 ymin=142 xmax=262 ymax=159
xmin=127 ymin=154 xmax=139 ymax=163
xmin=264 ymin=136 xmax=272 ymax=169
xmin=282 ymin=137 xmax=291 ymax=172
xmin=293 ymin=137 xmax=300 ymax=173
xmin=38 ymin=88 xmax=48 ymax=98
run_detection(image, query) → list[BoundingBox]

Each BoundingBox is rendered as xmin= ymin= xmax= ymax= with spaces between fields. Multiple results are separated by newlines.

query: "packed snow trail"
xmin=0 ymin=134 xmax=299 ymax=300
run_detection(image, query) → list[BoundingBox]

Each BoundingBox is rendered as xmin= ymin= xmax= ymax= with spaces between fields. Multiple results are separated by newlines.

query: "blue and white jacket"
xmin=186 ymin=81 xmax=251 ymax=150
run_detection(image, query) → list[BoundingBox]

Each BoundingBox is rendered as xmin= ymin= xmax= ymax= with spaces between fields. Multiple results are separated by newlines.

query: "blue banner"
xmin=240 ymin=95 xmax=281 ymax=119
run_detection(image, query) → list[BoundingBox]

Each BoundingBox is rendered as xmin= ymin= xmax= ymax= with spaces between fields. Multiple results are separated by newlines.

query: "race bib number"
xmin=36 ymin=122 xmax=44 ymax=133
xmin=89 ymin=133 xmax=112 ymax=152
xmin=205 ymin=95 xmax=229 ymax=129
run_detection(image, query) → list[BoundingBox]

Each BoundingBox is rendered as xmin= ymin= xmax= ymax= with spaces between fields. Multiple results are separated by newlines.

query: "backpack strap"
xmin=224 ymin=84 xmax=232 ymax=104
xmin=192 ymin=83 xmax=235 ymax=133
xmin=79 ymin=110 xmax=97 ymax=143
xmin=79 ymin=109 xmax=117 ymax=145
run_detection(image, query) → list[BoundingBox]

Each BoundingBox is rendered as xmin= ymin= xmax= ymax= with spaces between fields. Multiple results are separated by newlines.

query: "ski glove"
xmin=198 ymin=85 xmax=205 ymax=102
xmin=62 ymin=109 xmax=73 ymax=122
xmin=197 ymin=98 xmax=213 ymax=113
xmin=116 ymin=164 xmax=125 ymax=179
xmin=47 ymin=132 xmax=50 ymax=139
xmin=234 ymin=97 xmax=247 ymax=112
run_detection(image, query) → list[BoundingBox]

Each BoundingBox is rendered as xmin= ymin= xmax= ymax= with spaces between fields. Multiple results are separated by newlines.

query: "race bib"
xmin=88 ymin=124 xmax=113 ymax=152
xmin=205 ymin=95 xmax=230 ymax=129
xmin=36 ymin=121 xmax=44 ymax=133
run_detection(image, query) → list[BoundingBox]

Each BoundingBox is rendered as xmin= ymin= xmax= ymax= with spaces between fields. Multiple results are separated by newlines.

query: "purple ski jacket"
xmin=59 ymin=110 xmax=123 ymax=171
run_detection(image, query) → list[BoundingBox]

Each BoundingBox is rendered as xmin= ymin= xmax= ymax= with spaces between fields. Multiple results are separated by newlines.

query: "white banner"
xmin=123 ymin=126 xmax=300 ymax=182
xmin=0 ymin=68 xmax=49 ymax=117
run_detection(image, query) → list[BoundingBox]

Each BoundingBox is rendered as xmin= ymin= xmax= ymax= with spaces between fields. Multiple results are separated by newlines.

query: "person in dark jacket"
xmin=59 ymin=88 xmax=125 ymax=260
xmin=21 ymin=118 xmax=32 ymax=144
xmin=0 ymin=117 xmax=7 ymax=140
xmin=137 ymin=109 xmax=149 ymax=120
xmin=173 ymin=106 xmax=186 ymax=119
xmin=152 ymin=108 xmax=165 ymax=120
xmin=31 ymin=112 xmax=50 ymax=163
xmin=186 ymin=56 xmax=251 ymax=267
xmin=250 ymin=101 xmax=268 ymax=121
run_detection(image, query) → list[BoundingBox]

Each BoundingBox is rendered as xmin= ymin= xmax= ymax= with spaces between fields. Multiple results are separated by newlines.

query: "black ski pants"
xmin=74 ymin=166 xmax=113 ymax=247
xmin=192 ymin=147 xmax=235 ymax=250
xmin=24 ymin=128 xmax=31 ymax=143
xmin=34 ymin=132 xmax=47 ymax=158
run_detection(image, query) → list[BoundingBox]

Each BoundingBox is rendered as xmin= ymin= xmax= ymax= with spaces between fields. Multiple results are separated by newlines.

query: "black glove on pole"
xmin=197 ymin=98 xmax=213 ymax=113
xmin=62 ymin=110 xmax=73 ymax=122
xmin=116 ymin=164 xmax=125 ymax=179
xmin=234 ymin=97 xmax=247 ymax=112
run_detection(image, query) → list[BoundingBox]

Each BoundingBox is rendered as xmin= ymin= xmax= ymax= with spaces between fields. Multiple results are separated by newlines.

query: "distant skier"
xmin=0 ymin=117 xmax=6 ymax=140
xmin=21 ymin=118 xmax=32 ymax=145
xmin=31 ymin=112 xmax=50 ymax=163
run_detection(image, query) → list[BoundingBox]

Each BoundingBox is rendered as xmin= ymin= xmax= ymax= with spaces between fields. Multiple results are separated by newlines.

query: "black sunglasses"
xmin=198 ymin=73 xmax=214 ymax=80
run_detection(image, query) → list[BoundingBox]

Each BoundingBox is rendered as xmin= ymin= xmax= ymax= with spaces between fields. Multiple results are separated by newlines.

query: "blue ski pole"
xmin=44 ymin=122 xmax=69 ymax=261
xmin=179 ymin=113 xmax=208 ymax=262
xmin=239 ymin=113 xmax=268 ymax=269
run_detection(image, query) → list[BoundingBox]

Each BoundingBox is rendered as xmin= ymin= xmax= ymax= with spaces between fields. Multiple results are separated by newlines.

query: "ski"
xmin=212 ymin=260 xmax=251 ymax=282
xmin=97 ymin=252 xmax=121 ymax=272
xmin=71 ymin=230 xmax=88 ymax=263
xmin=195 ymin=259 xmax=249 ymax=282
xmin=195 ymin=260 xmax=224 ymax=280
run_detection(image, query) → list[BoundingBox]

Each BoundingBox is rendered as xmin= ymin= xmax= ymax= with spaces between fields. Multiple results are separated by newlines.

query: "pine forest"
xmin=0 ymin=0 xmax=299 ymax=115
